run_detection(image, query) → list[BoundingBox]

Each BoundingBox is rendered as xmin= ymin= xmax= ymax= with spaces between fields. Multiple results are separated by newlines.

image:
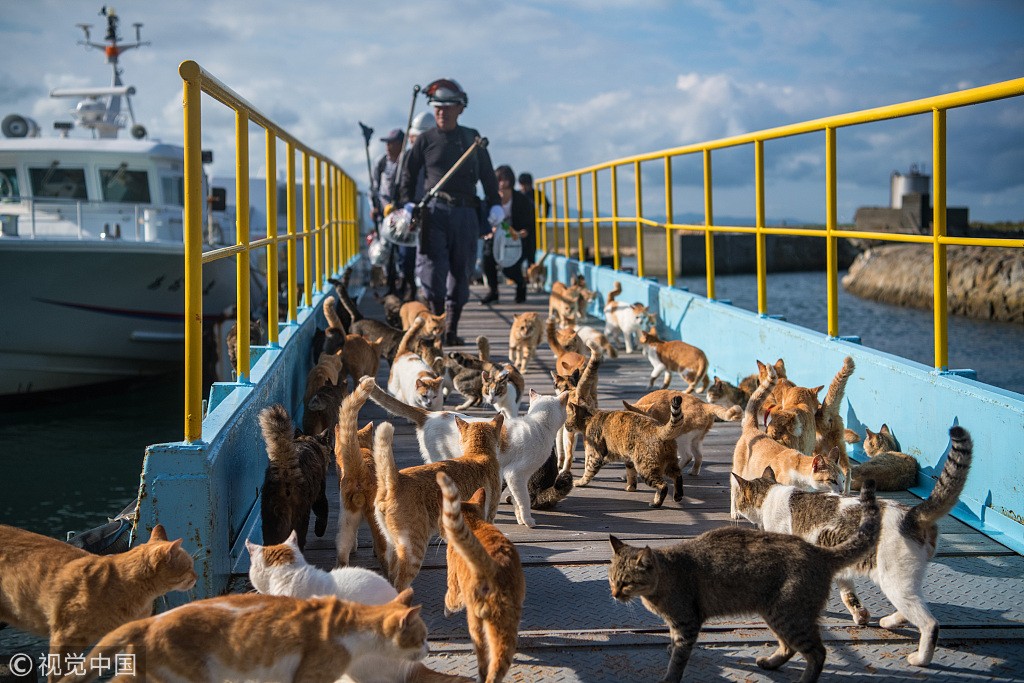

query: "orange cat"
xmin=0 ymin=524 xmax=196 ymax=671
xmin=814 ymin=356 xmax=856 ymax=490
xmin=525 ymin=251 xmax=548 ymax=292
xmin=334 ymin=377 xmax=389 ymax=569
xmin=373 ymin=416 xmax=503 ymax=590
xmin=63 ymin=591 xmax=428 ymax=683
xmin=342 ymin=333 xmax=385 ymax=388
xmin=638 ymin=328 xmax=709 ymax=394
xmin=400 ymin=301 xmax=446 ymax=336
xmin=547 ymin=281 xmax=587 ymax=326
xmin=508 ymin=311 xmax=543 ymax=373
xmin=437 ymin=472 xmax=525 ymax=683
xmin=546 ymin=316 xmax=586 ymax=380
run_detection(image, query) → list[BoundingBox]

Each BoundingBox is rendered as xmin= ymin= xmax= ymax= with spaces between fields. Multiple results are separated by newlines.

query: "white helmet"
xmin=410 ymin=111 xmax=435 ymax=136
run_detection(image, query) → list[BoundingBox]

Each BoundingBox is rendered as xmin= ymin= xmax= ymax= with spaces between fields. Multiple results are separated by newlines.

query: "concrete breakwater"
xmin=842 ymin=244 xmax=1023 ymax=324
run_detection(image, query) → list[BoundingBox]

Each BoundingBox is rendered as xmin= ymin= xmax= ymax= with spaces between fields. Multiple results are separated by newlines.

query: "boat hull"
xmin=0 ymin=239 xmax=239 ymax=396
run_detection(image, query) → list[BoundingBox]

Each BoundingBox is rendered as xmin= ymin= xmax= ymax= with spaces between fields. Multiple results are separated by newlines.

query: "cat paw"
xmin=624 ymin=484 xmax=637 ymax=492
xmin=755 ymin=656 xmax=783 ymax=671
xmin=907 ymin=652 xmax=932 ymax=667
xmin=673 ymin=490 xmax=684 ymax=502
xmin=879 ymin=614 xmax=906 ymax=630
xmin=852 ymin=608 xmax=871 ymax=626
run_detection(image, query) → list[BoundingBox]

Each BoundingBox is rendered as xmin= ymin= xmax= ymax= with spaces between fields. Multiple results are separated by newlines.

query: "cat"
xmin=763 ymin=378 xmax=823 ymax=457
xmin=388 ymin=317 xmax=445 ymax=411
xmin=226 ymin=316 xmax=265 ymax=376
xmin=850 ymin=423 xmax=919 ymax=491
xmin=547 ymin=318 xmax=586 ymax=357
xmin=813 ymin=356 xmax=856 ymax=490
xmin=342 ymin=333 xmax=385 ymax=388
xmin=706 ymin=375 xmax=753 ymax=410
xmin=379 ymin=292 xmax=405 ymax=329
xmin=547 ymin=281 xmax=589 ymax=326
xmin=568 ymin=394 xmax=686 ymax=508
xmin=638 ymin=328 xmax=709 ymax=394
xmin=609 ymin=479 xmax=881 ymax=683
xmin=508 ymin=311 xmax=543 ymax=373
xmin=303 ymin=351 xmax=346 ymax=435
xmin=525 ymin=251 xmax=547 ymax=292
xmin=367 ymin=379 xmax=568 ymax=527
xmin=733 ymin=425 xmax=972 ymax=667
xmin=0 ymin=524 xmax=196 ymax=672
xmin=602 ymin=281 xmax=655 ymax=354
xmin=322 ymin=295 xmax=349 ymax=356
xmin=373 ymin=416 xmax=503 ymax=590
xmin=622 ymin=389 xmax=742 ymax=476
xmin=573 ymin=324 xmax=618 ymax=358
xmin=552 ymin=341 xmax=602 ymax=474
xmin=481 ymin=364 xmax=525 ymax=419
xmin=399 ymin=301 xmax=445 ymax=335
xmin=439 ymin=337 xmax=491 ymax=410
xmin=730 ymin=363 xmax=845 ymax=519
xmin=247 ymin=532 xmax=472 ymax=683
xmin=64 ymin=590 xmax=429 ymax=683
xmin=258 ymin=403 xmax=331 ymax=549
xmin=504 ymin=447 xmax=574 ymax=510
xmin=333 ymin=273 xmax=405 ymax=364
xmin=334 ymin=378 xmax=389 ymax=569
xmin=545 ymin=316 xmax=587 ymax=382
xmin=437 ymin=472 xmax=525 ymax=683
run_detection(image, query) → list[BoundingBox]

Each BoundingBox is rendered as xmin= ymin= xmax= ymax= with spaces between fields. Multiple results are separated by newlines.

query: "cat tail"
xmin=372 ymin=421 xmax=399 ymax=497
xmin=822 ymin=356 xmax=855 ymax=410
xmin=533 ymin=471 xmax=574 ymax=509
xmin=367 ymin=380 xmax=431 ymax=427
xmin=334 ymin=275 xmax=364 ymax=322
xmin=258 ymin=404 xmax=299 ymax=469
xmin=708 ymin=403 xmax=743 ymax=422
xmin=436 ymin=472 xmax=498 ymax=577
xmin=576 ymin=341 xmax=603 ymax=399
xmin=476 ymin=335 xmax=491 ymax=362
xmin=744 ymin=362 xmax=777 ymax=432
xmin=606 ymin=280 xmax=622 ymax=305
xmin=655 ymin=395 xmax=686 ymax=440
xmin=323 ymin=295 xmax=347 ymax=333
xmin=395 ymin=316 xmax=426 ymax=358
xmin=821 ymin=479 xmax=881 ymax=572
xmin=904 ymin=426 xmax=973 ymax=529
xmin=545 ymin=316 xmax=566 ymax=355
xmin=336 ymin=377 xmax=375 ymax=473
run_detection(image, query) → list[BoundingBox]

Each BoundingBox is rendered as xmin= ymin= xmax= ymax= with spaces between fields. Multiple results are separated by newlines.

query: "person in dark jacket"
xmin=481 ymin=165 xmax=531 ymax=304
xmin=397 ymin=78 xmax=500 ymax=346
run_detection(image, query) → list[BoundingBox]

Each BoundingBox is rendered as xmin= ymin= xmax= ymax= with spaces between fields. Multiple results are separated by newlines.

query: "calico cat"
xmin=622 ymin=389 xmax=742 ymax=476
xmin=525 ymin=251 xmax=547 ymax=292
xmin=64 ymin=591 xmax=429 ymax=683
xmin=258 ymin=404 xmax=331 ymax=549
xmin=568 ymin=394 xmax=686 ymax=507
xmin=0 ymin=524 xmax=196 ymax=671
xmin=850 ymin=423 xmax=918 ymax=491
xmin=373 ymin=417 xmax=503 ymax=590
xmin=388 ymin=317 xmax=445 ymax=411
xmin=609 ymin=480 xmax=880 ymax=683
xmin=481 ymin=364 xmax=525 ymax=419
xmin=734 ymin=426 xmax=972 ymax=667
xmin=368 ymin=379 xmax=568 ymax=527
xmin=400 ymin=301 xmax=445 ymax=335
xmin=603 ymin=281 xmax=654 ymax=354
xmin=574 ymin=324 xmax=618 ymax=358
xmin=813 ymin=356 xmax=856 ymax=490
xmin=638 ymin=328 xmax=709 ymax=393
xmin=437 ymin=472 xmax=525 ymax=683
xmin=731 ymin=364 xmax=845 ymax=519
xmin=508 ymin=311 xmax=543 ymax=373
xmin=334 ymin=378 xmax=389 ymax=568
xmin=247 ymin=532 xmax=472 ymax=683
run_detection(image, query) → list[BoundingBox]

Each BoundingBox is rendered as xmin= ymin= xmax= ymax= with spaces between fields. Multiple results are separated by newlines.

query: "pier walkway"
xmin=298 ymin=280 xmax=1024 ymax=682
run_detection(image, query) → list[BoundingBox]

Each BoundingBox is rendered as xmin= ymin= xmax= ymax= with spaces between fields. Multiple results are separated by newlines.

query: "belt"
xmin=433 ymin=191 xmax=480 ymax=208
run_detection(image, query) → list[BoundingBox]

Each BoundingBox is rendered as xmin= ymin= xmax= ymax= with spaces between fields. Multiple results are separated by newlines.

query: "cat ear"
xmin=608 ymin=535 xmax=625 ymax=553
xmin=399 ymin=605 xmax=423 ymax=629
xmin=756 ymin=359 xmax=767 ymax=376
xmin=437 ymin=313 xmax=446 ymax=322
xmin=880 ymin=423 xmax=891 ymax=435
xmin=395 ymin=587 xmax=416 ymax=606
xmin=529 ymin=388 xmax=539 ymax=400
xmin=491 ymin=413 xmax=505 ymax=430
xmin=826 ymin=446 xmax=841 ymax=465
xmin=454 ymin=416 xmax=468 ymax=432
xmin=763 ymin=466 xmax=777 ymax=482
xmin=286 ymin=530 xmax=300 ymax=548
xmin=164 ymin=539 xmax=184 ymax=556
xmin=637 ymin=547 xmax=655 ymax=569
xmin=149 ymin=524 xmax=168 ymax=542
xmin=468 ymin=487 xmax=487 ymax=507
xmin=812 ymin=385 xmax=825 ymax=398
xmin=244 ymin=539 xmax=258 ymax=556
xmin=811 ymin=455 xmax=827 ymax=472
xmin=865 ymin=426 xmax=876 ymax=438
xmin=557 ymin=390 xmax=570 ymax=407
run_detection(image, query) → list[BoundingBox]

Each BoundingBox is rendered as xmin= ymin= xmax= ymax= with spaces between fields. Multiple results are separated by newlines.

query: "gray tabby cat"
xmin=608 ymin=481 xmax=880 ymax=683
xmin=734 ymin=425 xmax=972 ymax=667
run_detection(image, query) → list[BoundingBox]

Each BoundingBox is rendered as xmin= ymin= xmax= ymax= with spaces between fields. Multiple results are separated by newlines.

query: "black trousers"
xmin=482 ymin=238 xmax=526 ymax=297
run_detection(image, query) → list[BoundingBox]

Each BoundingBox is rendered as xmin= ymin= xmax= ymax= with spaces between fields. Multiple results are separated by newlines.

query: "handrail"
xmin=536 ymin=76 xmax=1024 ymax=373
xmin=179 ymin=60 xmax=359 ymax=443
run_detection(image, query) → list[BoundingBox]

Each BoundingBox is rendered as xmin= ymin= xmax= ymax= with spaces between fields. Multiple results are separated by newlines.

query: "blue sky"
xmin=1 ymin=0 xmax=1022 ymax=223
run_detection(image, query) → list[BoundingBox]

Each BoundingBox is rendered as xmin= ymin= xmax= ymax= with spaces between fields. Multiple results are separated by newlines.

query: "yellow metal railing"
xmin=537 ymin=76 xmax=1024 ymax=372
xmin=179 ymin=60 xmax=358 ymax=443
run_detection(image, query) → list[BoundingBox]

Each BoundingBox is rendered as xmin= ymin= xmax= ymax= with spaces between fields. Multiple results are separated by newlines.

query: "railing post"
xmin=286 ymin=142 xmax=298 ymax=323
xmin=180 ymin=60 xmax=203 ymax=443
xmin=664 ymin=155 xmax=674 ymax=287
xmin=265 ymin=131 xmax=279 ymax=345
xmin=825 ymin=127 xmax=839 ymax=337
xmin=634 ymin=160 xmax=644 ymax=279
xmin=234 ymin=109 xmax=251 ymax=383
xmin=703 ymin=149 xmax=715 ymax=300
xmin=932 ymin=108 xmax=949 ymax=371
xmin=754 ymin=140 xmax=767 ymax=315
xmin=610 ymin=165 xmax=620 ymax=272
xmin=302 ymin=151 xmax=312 ymax=308
xmin=591 ymin=170 xmax=600 ymax=266
xmin=314 ymin=158 xmax=324 ymax=291
xmin=561 ymin=177 xmax=570 ymax=259
xmin=575 ymin=173 xmax=584 ymax=261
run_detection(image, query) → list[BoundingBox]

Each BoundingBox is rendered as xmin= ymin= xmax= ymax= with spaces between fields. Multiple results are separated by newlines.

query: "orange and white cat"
xmin=603 ymin=281 xmax=655 ymax=354
xmin=388 ymin=317 xmax=445 ymax=411
xmin=638 ymin=328 xmax=709 ymax=394
xmin=0 ymin=524 xmax=196 ymax=674
xmin=437 ymin=472 xmax=525 ymax=683
xmin=399 ymin=301 xmax=445 ymax=335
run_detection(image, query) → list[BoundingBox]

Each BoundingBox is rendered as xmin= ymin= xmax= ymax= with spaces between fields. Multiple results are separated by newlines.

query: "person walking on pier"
xmin=371 ymin=128 xmax=405 ymax=295
xmin=398 ymin=78 xmax=500 ymax=346
xmin=517 ymin=172 xmax=547 ymax=265
xmin=385 ymin=112 xmax=433 ymax=301
xmin=481 ymin=164 xmax=530 ymax=304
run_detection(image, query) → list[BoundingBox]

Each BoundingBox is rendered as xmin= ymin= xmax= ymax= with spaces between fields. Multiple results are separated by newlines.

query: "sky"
xmin=1 ymin=0 xmax=1022 ymax=224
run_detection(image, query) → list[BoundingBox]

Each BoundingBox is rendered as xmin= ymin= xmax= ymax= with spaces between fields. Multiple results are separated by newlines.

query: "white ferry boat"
xmin=0 ymin=9 xmax=246 ymax=397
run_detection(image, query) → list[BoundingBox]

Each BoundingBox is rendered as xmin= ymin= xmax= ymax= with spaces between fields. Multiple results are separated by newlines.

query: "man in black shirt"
xmin=398 ymin=78 xmax=500 ymax=346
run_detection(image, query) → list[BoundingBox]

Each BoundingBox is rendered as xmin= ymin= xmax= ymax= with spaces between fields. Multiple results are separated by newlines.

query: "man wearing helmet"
xmin=398 ymin=78 xmax=500 ymax=346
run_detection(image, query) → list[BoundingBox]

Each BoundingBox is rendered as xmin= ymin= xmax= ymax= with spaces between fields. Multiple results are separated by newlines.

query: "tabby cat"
xmin=437 ymin=472 xmax=525 ymax=683
xmin=481 ymin=364 xmax=525 ymax=419
xmin=568 ymin=394 xmax=686 ymax=507
xmin=226 ymin=316 xmax=265 ymax=376
xmin=65 ymin=591 xmax=429 ymax=683
xmin=342 ymin=333 xmax=385 ymax=388
xmin=334 ymin=273 xmax=405 ymax=365
xmin=303 ymin=351 xmax=346 ymax=435
xmin=258 ymin=404 xmax=331 ymax=549
xmin=734 ymin=426 xmax=972 ymax=667
xmin=552 ymin=341 xmax=601 ymax=474
xmin=850 ymin=423 xmax=918 ymax=491
xmin=0 ymin=524 xmax=196 ymax=670
xmin=608 ymin=480 xmax=880 ymax=683
xmin=638 ymin=328 xmax=709 ymax=393
xmin=706 ymin=375 xmax=752 ymax=410
xmin=508 ymin=311 xmax=543 ymax=373
xmin=373 ymin=416 xmax=503 ymax=590
xmin=763 ymin=378 xmax=822 ymax=457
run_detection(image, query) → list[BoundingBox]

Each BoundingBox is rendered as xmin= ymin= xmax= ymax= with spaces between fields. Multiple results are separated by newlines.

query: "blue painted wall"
xmin=549 ymin=254 xmax=1024 ymax=553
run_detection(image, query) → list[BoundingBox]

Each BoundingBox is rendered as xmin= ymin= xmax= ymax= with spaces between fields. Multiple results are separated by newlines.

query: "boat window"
xmin=100 ymin=167 xmax=151 ymax=203
xmin=161 ymin=175 xmax=184 ymax=207
xmin=0 ymin=168 xmax=18 ymax=200
xmin=29 ymin=165 xmax=88 ymax=200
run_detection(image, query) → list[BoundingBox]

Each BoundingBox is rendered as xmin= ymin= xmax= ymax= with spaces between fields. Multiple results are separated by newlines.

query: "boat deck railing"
xmin=534 ymin=77 xmax=1024 ymax=373
xmin=0 ymin=196 xmax=184 ymax=241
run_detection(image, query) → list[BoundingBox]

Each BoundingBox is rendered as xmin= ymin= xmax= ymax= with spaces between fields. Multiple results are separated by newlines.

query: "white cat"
xmin=368 ymin=379 xmax=569 ymax=527
xmin=603 ymin=281 xmax=654 ymax=354
xmin=247 ymin=532 xmax=470 ymax=683
xmin=387 ymin=317 xmax=444 ymax=411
